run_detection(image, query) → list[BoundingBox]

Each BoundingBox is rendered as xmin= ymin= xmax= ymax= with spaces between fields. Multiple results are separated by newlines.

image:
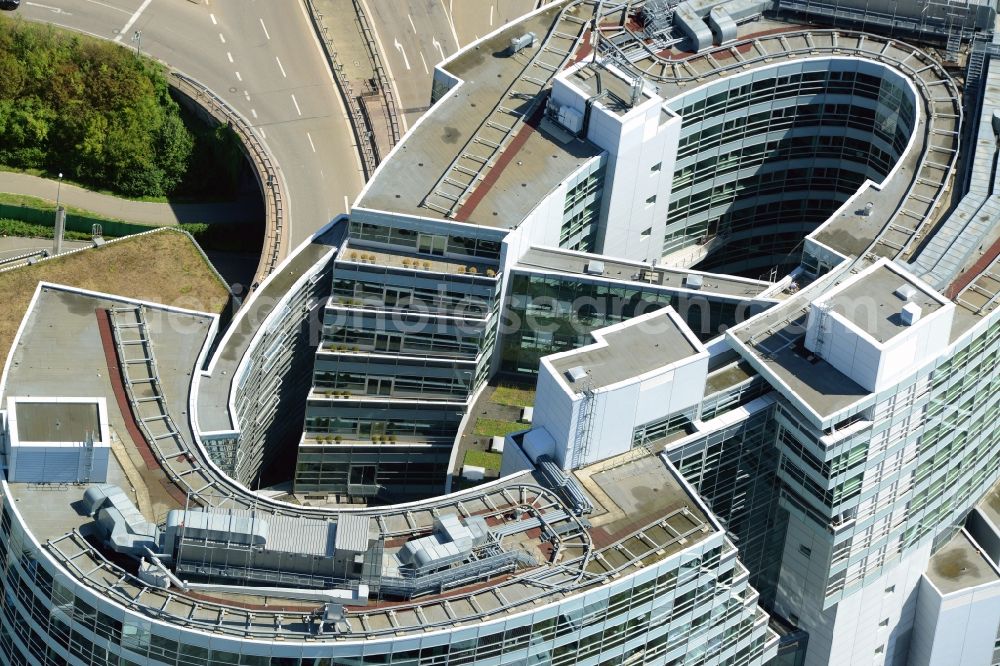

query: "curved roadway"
xmin=16 ymin=0 xmax=365 ymax=252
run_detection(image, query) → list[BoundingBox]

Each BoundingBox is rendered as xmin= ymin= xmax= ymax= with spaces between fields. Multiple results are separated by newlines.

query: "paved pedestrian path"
xmin=0 ymin=171 xmax=260 ymax=226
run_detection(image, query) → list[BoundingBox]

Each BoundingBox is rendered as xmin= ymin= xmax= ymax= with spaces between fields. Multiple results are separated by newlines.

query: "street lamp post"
xmin=53 ymin=173 xmax=65 ymax=256
xmin=132 ymin=30 xmax=142 ymax=57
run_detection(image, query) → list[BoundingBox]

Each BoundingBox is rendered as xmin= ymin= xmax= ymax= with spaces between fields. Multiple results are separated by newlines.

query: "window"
xmin=641 ymin=227 xmax=652 ymax=236
xmin=875 ymin=645 xmax=884 ymax=654
xmin=799 ymin=545 xmax=812 ymax=558
xmin=885 ymin=585 xmax=895 ymax=594
xmin=651 ymin=162 xmax=662 ymax=172
xmin=879 ymin=618 xmax=889 ymax=627
xmin=646 ymin=195 xmax=657 ymax=204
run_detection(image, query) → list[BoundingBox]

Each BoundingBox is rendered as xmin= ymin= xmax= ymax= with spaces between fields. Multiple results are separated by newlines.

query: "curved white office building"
xmin=4 ymin=1 xmax=1000 ymax=665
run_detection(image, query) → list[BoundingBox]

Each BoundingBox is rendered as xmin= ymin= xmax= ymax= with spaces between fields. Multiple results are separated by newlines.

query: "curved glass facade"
xmin=664 ymin=59 xmax=917 ymax=277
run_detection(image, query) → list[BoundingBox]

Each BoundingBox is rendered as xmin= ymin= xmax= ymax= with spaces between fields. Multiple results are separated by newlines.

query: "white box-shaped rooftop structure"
xmin=532 ymin=307 xmax=708 ymax=469
xmin=549 ymin=60 xmax=682 ymax=263
xmin=4 ymin=396 xmax=110 ymax=484
xmin=804 ymin=258 xmax=954 ymax=393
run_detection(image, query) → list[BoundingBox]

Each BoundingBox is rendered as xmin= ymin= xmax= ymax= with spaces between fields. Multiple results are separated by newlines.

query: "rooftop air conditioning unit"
xmin=901 ymin=302 xmax=922 ymax=326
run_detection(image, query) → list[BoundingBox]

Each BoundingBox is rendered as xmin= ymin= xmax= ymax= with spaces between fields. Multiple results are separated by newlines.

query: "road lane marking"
xmin=259 ymin=128 xmax=266 ymax=139
xmin=235 ymin=71 xmax=242 ymax=81
xmin=259 ymin=17 xmax=270 ymax=40
xmin=275 ymin=56 xmax=287 ymax=78
xmin=25 ymin=2 xmax=70 ymax=13
xmin=407 ymin=13 xmax=416 ymax=32
xmin=432 ymin=36 xmax=446 ymax=62
xmin=393 ymin=38 xmax=411 ymax=70
xmin=291 ymin=94 xmax=302 ymax=116
xmin=419 ymin=51 xmax=428 ymax=74
xmin=219 ymin=33 xmax=226 ymax=44
xmin=251 ymin=108 xmax=258 ymax=119
xmin=114 ymin=0 xmax=153 ymax=42
xmin=344 ymin=195 xmax=349 ymax=213
xmin=490 ymin=4 xmax=494 ymax=25
xmin=82 ymin=0 xmax=129 ymax=15
xmin=307 ymin=132 xmax=316 ymax=153
xmin=227 ymin=51 xmax=233 ymax=63
xmin=440 ymin=0 xmax=460 ymax=48
xmin=210 ymin=12 xmax=217 ymax=25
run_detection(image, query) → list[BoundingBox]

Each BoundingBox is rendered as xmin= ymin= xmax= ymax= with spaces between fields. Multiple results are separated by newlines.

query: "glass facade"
xmin=296 ymin=221 xmax=503 ymax=496
xmin=560 ymin=161 xmax=606 ymax=253
xmin=499 ymin=271 xmax=766 ymax=375
xmin=664 ymin=63 xmax=916 ymax=277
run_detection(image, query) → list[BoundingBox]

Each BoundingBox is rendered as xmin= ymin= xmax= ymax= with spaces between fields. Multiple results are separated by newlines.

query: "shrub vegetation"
xmin=0 ymin=17 xmax=240 ymax=199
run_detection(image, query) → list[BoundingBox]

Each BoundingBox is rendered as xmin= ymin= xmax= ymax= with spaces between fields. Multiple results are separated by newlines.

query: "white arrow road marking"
xmin=394 ymin=38 xmax=411 ymax=70
xmin=432 ymin=36 xmax=446 ymax=62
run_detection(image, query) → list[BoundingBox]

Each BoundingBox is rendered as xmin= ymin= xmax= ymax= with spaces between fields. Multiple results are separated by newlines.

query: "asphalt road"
xmin=13 ymin=0 xmax=365 ymax=252
xmin=362 ymin=0 xmax=538 ymax=129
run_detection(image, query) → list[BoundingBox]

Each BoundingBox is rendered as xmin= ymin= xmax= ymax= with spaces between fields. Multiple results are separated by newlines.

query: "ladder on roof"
xmin=570 ymin=387 xmax=596 ymax=470
xmin=966 ymin=38 xmax=987 ymax=98
xmin=813 ymin=302 xmax=832 ymax=358
xmin=81 ymin=432 xmax=95 ymax=483
xmin=420 ymin=0 xmax=590 ymax=219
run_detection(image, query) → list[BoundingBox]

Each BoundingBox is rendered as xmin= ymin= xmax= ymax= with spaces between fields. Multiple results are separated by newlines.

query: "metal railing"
xmin=350 ymin=0 xmax=402 ymax=146
xmin=169 ymin=71 xmax=284 ymax=286
xmin=302 ymin=0 xmax=379 ymax=178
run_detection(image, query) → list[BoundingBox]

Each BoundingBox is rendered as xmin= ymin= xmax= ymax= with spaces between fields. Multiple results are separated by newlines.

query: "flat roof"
xmin=731 ymin=269 xmax=872 ymax=420
xmin=516 ymin=246 xmax=774 ymax=300
xmin=13 ymin=401 xmax=100 ymax=442
xmin=821 ymin=263 xmax=944 ymax=344
xmin=925 ymin=530 xmax=1000 ymax=595
xmin=550 ymin=309 xmax=700 ymax=390
xmin=573 ymin=450 xmax=713 ymax=552
xmin=355 ymin=2 xmax=604 ymax=227
xmin=3 ymin=286 xmax=720 ymax=643
xmin=3 ymin=287 xmax=215 ymax=521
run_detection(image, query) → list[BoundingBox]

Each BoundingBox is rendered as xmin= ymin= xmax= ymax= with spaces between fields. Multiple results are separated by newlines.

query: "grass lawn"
xmin=0 ymin=191 xmax=134 ymax=224
xmin=490 ymin=385 xmax=535 ymax=408
xmin=464 ymin=449 xmax=502 ymax=472
xmin=473 ymin=418 xmax=526 ymax=437
xmin=0 ymin=229 xmax=230 ymax=371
